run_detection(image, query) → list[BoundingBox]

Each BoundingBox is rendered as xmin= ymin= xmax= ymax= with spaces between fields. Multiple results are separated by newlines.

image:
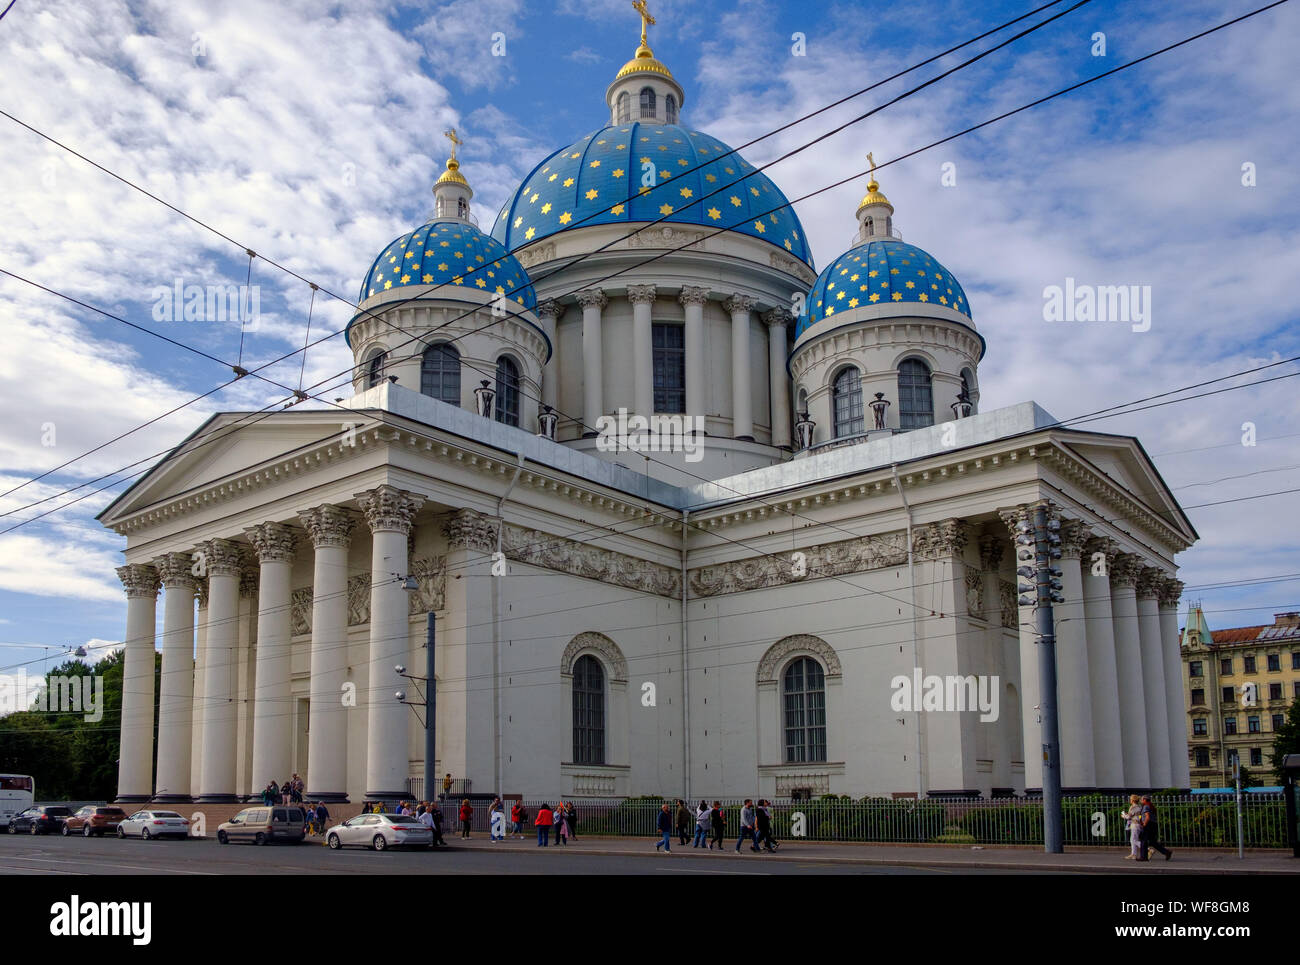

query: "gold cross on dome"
xmin=866 ymin=151 xmax=876 ymax=174
xmin=633 ymin=0 xmax=655 ymax=46
xmin=444 ymin=127 xmax=464 ymax=160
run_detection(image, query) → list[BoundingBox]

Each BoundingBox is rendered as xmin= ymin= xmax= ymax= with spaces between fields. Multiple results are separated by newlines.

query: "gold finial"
xmin=633 ymin=0 xmax=656 ymax=49
xmin=435 ymin=127 xmax=470 ymax=189
xmin=858 ymin=151 xmax=891 ymax=212
xmin=866 ymin=151 xmax=875 ymax=174
xmin=444 ymin=127 xmax=463 ymax=162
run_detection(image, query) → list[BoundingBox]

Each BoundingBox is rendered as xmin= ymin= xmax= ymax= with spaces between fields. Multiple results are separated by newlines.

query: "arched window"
xmin=864 ymin=216 xmax=873 ymax=235
xmin=494 ymin=355 xmax=520 ymax=427
xmin=831 ymin=367 xmax=864 ymax=437
xmin=572 ymin=655 xmax=605 ymax=765
xmin=898 ymin=358 xmax=934 ymax=430
xmin=665 ymin=94 xmax=678 ymax=124
xmin=421 ymin=343 xmax=460 ymax=406
xmin=457 ymin=197 xmax=468 ymax=218
xmin=616 ymin=91 xmax=630 ymax=124
xmin=639 ymin=86 xmax=656 ymax=119
xmin=783 ymin=657 xmax=826 ymax=763
xmin=960 ymin=368 xmax=977 ymax=413
xmin=364 ymin=348 xmax=386 ymax=388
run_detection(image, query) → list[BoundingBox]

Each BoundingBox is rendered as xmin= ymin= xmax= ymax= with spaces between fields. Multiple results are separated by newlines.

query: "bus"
xmin=0 ymin=774 xmax=35 ymax=824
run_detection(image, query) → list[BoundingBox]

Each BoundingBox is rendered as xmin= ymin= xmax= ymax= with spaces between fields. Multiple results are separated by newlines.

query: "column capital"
xmin=196 ymin=538 xmax=243 ymax=578
xmin=1059 ymin=518 xmax=1092 ymax=560
xmin=575 ymin=287 xmax=608 ymax=310
xmin=441 ymin=507 xmax=497 ymax=553
xmin=762 ymin=306 xmax=793 ymax=328
xmin=535 ymin=299 xmax=565 ymax=320
xmin=723 ymin=293 xmax=755 ymax=315
xmin=678 ymin=285 xmax=710 ymax=306
xmin=978 ymin=533 xmax=1004 ymax=572
xmin=239 ymin=562 xmax=260 ymax=599
xmin=1158 ymin=577 xmax=1184 ymax=609
xmin=1110 ymin=553 xmax=1143 ymax=589
xmin=194 ymin=579 xmax=209 ymax=610
xmin=245 ymin=521 xmax=298 ymax=564
xmin=155 ymin=552 xmax=197 ymax=590
xmin=1135 ymin=565 xmax=1164 ymax=600
xmin=116 ymin=563 xmax=160 ymax=599
xmin=913 ymin=519 xmax=970 ymax=560
xmin=626 ymin=284 xmax=657 ymax=305
xmin=357 ymin=485 xmax=425 ymax=535
xmin=997 ymin=500 xmax=1059 ymax=537
xmin=298 ymin=504 xmax=357 ymax=548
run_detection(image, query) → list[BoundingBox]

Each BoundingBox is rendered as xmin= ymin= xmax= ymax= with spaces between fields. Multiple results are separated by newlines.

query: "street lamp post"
xmin=397 ymin=608 xmax=436 ymax=803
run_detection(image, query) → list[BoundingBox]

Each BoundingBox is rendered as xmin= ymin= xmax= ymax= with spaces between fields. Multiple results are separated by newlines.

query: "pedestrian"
xmin=315 ymin=801 xmax=329 ymax=836
xmin=556 ymin=803 xmax=569 ymax=846
xmin=262 ymin=781 xmax=275 ymax=807
xmin=675 ymin=799 xmax=691 ymax=846
xmin=418 ymin=802 xmax=437 ymax=846
xmin=1123 ymin=794 xmax=1142 ymax=860
xmin=490 ymin=797 xmax=506 ymax=842
xmin=1137 ymin=796 xmax=1172 ymax=861
xmin=442 ymin=773 xmax=453 ymax=800
xmin=291 ymin=774 xmax=304 ymax=803
xmin=429 ymin=801 xmax=446 ymax=846
xmin=280 ymin=780 xmax=292 ymax=806
xmin=709 ymin=801 xmax=725 ymax=850
xmin=510 ymin=801 xmax=525 ymax=838
xmin=754 ymin=799 xmax=776 ymax=852
xmin=736 ymin=799 xmax=758 ymax=852
xmin=416 ymin=800 xmax=427 ymax=817
xmin=564 ymin=801 xmax=577 ymax=840
xmin=536 ymin=802 xmax=553 ymax=846
xmin=654 ymin=802 xmax=673 ymax=852
xmin=459 ymin=798 xmax=474 ymax=838
xmin=693 ymin=799 xmax=711 ymax=848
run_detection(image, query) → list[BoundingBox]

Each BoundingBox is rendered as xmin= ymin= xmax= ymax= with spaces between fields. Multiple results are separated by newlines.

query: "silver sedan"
xmin=325 ymin=813 xmax=433 ymax=851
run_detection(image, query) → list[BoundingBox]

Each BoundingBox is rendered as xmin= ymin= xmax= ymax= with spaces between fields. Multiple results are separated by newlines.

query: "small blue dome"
xmin=358 ymin=220 xmax=537 ymax=310
xmin=796 ymin=240 xmax=970 ymax=338
xmin=491 ymin=124 xmax=813 ymax=267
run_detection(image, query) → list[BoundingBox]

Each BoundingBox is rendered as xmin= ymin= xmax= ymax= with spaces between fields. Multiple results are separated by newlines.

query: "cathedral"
xmin=99 ymin=10 xmax=1196 ymax=805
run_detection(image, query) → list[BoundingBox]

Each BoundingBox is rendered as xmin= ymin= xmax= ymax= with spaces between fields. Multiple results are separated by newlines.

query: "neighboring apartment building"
xmin=1182 ymin=608 xmax=1300 ymax=786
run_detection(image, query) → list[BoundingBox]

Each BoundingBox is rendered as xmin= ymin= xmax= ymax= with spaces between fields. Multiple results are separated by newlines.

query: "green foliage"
xmin=1270 ymin=699 xmax=1300 ymax=781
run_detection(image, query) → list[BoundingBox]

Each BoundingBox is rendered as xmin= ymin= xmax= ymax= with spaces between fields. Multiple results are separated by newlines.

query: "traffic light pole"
xmin=1033 ymin=505 xmax=1064 ymax=853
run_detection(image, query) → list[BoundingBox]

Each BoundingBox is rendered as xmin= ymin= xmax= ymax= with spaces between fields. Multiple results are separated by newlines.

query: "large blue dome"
xmin=358 ymin=220 xmax=537 ymax=309
xmin=796 ymin=239 xmax=970 ymax=338
xmin=491 ymin=123 xmax=813 ymax=267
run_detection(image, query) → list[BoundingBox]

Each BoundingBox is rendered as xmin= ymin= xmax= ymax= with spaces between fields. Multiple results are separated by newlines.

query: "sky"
xmin=0 ymin=0 xmax=1298 ymax=677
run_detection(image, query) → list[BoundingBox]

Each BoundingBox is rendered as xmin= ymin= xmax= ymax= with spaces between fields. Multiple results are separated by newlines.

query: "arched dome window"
xmin=494 ymin=355 xmax=521 ymax=427
xmin=616 ymin=91 xmax=630 ymax=124
xmin=832 ymin=367 xmax=864 ymax=438
xmin=639 ymin=87 xmax=656 ymax=119
xmin=572 ymin=654 xmax=606 ymax=765
xmin=421 ymin=343 xmax=460 ymax=406
xmin=783 ymin=657 xmax=827 ymax=763
xmin=898 ymin=358 xmax=934 ymax=430
xmin=960 ymin=367 xmax=977 ymax=414
xmin=665 ymin=94 xmax=678 ymax=124
xmin=364 ymin=348 xmax=386 ymax=388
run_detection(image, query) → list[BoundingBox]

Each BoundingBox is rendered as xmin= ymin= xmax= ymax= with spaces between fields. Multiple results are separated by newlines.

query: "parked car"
xmin=216 ymin=806 xmax=307 ymax=845
xmin=63 ymin=805 xmax=127 ymax=837
xmin=325 ymin=813 xmax=433 ymax=851
xmin=116 ymin=810 xmax=190 ymax=840
xmin=7 ymin=805 xmax=71 ymax=835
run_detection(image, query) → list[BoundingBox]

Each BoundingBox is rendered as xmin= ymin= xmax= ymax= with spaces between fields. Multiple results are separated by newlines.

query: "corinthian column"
xmin=1110 ymin=553 xmax=1150 ymax=788
xmin=196 ymin=538 xmax=244 ymax=802
xmin=357 ymin=485 xmax=425 ymax=800
xmin=576 ymin=288 xmax=607 ymax=435
xmin=679 ymin=287 xmax=709 ymax=428
xmin=1055 ymin=519 xmax=1096 ymax=789
xmin=115 ymin=563 xmax=159 ymax=803
xmin=628 ymin=284 xmax=656 ymax=418
xmin=299 ymin=505 xmax=355 ymax=801
xmin=1137 ymin=566 xmax=1172 ymax=788
xmin=724 ymin=294 xmax=755 ymax=440
xmin=154 ymin=554 xmax=196 ymax=803
xmin=1082 ymin=537 xmax=1125 ymax=790
xmin=536 ymin=300 xmax=563 ymax=413
xmin=246 ymin=522 xmax=297 ymax=797
xmin=999 ymin=506 xmax=1042 ymax=792
xmin=764 ymin=307 xmax=793 ymax=448
xmin=190 ymin=579 xmax=208 ymax=795
xmin=1159 ymin=578 xmax=1190 ymax=788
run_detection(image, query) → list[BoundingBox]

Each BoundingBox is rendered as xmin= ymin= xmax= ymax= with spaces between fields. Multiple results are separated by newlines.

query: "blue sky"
xmin=1 ymin=0 xmax=1298 ymax=676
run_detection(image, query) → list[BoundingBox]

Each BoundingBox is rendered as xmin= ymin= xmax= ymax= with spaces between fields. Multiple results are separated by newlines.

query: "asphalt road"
xmin=0 ymin=832 xmax=1050 ymax=875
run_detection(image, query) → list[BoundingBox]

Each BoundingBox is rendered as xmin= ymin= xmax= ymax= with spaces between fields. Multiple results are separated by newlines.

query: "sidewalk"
xmin=441 ymin=833 xmax=1300 ymax=873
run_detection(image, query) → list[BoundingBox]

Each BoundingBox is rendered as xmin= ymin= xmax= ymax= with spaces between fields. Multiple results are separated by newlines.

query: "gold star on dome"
xmin=405 ymin=251 xmax=414 ymax=259
xmin=559 ymin=212 xmax=572 ymax=224
xmin=611 ymin=203 xmax=625 ymax=215
xmin=549 ymin=174 xmax=558 ymax=182
xmin=400 ymin=274 xmax=410 ymax=283
xmin=438 ymin=262 xmax=448 ymax=270
xmin=388 ymin=256 xmax=397 ymax=263
xmin=411 ymin=264 xmax=420 ymax=271
xmin=835 ymin=290 xmax=844 ymax=300
xmin=496 ymin=285 xmax=505 ymax=294
xmin=590 ymin=160 xmax=601 ymax=168
xmin=677 ymin=158 xmax=688 ymax=166
xmin=657 ymin=145 xmax=667 ymax=151
xmin=869 ymin=293 xmax=880 ymax=302
xmin=659 ymin=203 xmax=674 ymax=215
xmin=705 ymin=173 xmax=716 ymax=183
xmin=441 ymin=240 xmax=450 ymax=247
xmin=750 ymin=187 xmax=759 ymax=197
xmin=453 ymin=276 xmax=463 ymax=285
xmin=453 ymin=251 xmax=463 ymax=258
xmin=730 ymin=195 xmax=742 ymax=206
xmin=890 ymin=268 xmax=899 ymax=275
xmin=640 ymin=156 xmax=651 ymax=164
xmin=724 ymin=167 xmax=734 ymax=174
xmin=850 ymin=274 xmax=859 ymax=281
xmin=541 ymin=202 xmax=552 ymax=214
xmin=475 ymin=254 xmax=483 ymax=262
xmin=384 ymin=280 xmax=392 ymax=289
xmin=597 ymin=139 xmax=607 ymax=145
xmin=848 ymin=298 xmax=859 ymax=307
xmin=826 ymin=306 xmax=835 ymax=316
xmin=939 ymin=295 xmax=948 ymax=305
xmin=891 ymin=292 xmax=902 ymax=301
xmin=616 ymin=143 xmax=626 ymax=149
xmin=563 ymin=178 xmax=575 ymax=187
xmin=839 ymin=268 xmax=848 ymax=276
xmin=569 ymin=152 xmax=581 ymax=158
xmin=525 ymin=227 xmax=536 ymax=240
xmin=613 ymin=168 xmax=625 ymax=178
xmin=661 ymin=170 xmax=671 ymax=179
xmin=707 ymin=206 xmax=721 ymax=219
xmin=476 ymin=278 xmax=487 ymax=288
xmin=586 ymin=189 xmax=598 ymax=199
xmin=530 ymin=193 xmax=539 ymax=204
xmin=638 ymin=185 xmax=652 ymax=195
xmin=905 ymin=281 xmax=914 ymax=289
xmin=827 ymin=282 xmax=835 ymax=290
xmin=868 ymin=270 xmax=877 ymax=278
xmin=422 ymin=274 xmax=433 ymax=283
xmin=918 ymin=293 xmax=928 ymax=302
xmin=783 ymin=239 xmax=792 ymax=250
xmin=679 ymin=187 xmax=693 ymax=198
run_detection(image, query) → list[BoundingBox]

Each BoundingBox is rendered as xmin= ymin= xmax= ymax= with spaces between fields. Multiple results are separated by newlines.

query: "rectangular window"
xmin=1267 ymin=653 xmax=1281 ymax=671
xmin=652 ymin=323 xmax=685 ymax=414
xmin=1250 ymin=748 xmax=1263 ymax=766
xmin=1270 ymin=682 xmax=1283 ymax=700
xmin=1294 ymin=681 xmax=1300 ymax=699
xmin=1194 ymin=748 xmax=1210 ymax=768
xmin=1190 ymin=688 xmax=1204 ymax=706
xmin=1247 ymin=715 xmax=1260 ymax=734
xmin=1292 ymin=652 xmax=1300 ymax=670
xmin=1271 ymin=714 xmax=1284 ymax=731
xmin=1192 ymin=718 xmax=1207 ymax=736
xmin=1221 ymin=658 xmax=1233 ymax=675
xmin=1244 ymin=655 xmax=1257 ymax=673
xmin=1222 ymin=686 xmax=1235 ymax=703
xmin=1189 ymin=660 xmax=1203 ymax=678
xmin=1224 ymin=717 xmax=1237 ymax=735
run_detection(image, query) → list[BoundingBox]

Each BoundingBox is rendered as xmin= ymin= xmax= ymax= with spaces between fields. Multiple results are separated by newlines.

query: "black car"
xmin=8 ymin=805 xmax=71 ymax=835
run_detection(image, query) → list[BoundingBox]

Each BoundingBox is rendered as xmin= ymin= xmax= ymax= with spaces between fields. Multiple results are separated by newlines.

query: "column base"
xmin=150 ymin=794 xmax=194 ymax=805
xmin=926 ymin=788 xmax=982 ymax=799
xmin=193 ymin=793 xmax=241 ymax=804
xmin=734 ymin=434 xmax=754 ymax=443
xmin=581 ymin=431 xmax=598 ymax=439
xmin=365 ymin=790 xmax=410 ymax=802
xmin=114 ymin=794 xmax=151 ymax=805
xmin=305 ymin=791 xmax=350 ymax=803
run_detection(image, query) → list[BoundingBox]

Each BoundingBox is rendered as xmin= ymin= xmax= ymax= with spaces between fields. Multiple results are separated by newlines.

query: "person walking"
xmin=555 ymin=803 xmax=570 ymax=846
xmin=564 ymin=801 xmax=578 ymax=840
xmin=291 ymin=774 xmax=304 ymax=803
xmin=458 ymin=798 xmax=474 ymax=838
xmin=675 ymin=799 xmax=691 ymax=846
xmin=489 ymin=797 xmax=506 ymax=842
xmin=442 ymin=773 xmax=453 ymax=800
xmin=280 ymin=780 xmax=292 ymax=806
xmin=262 ymin=781 xmax=276 ymax=807
xmin=1123 ymin=794 xmax=1143 ymax=860
xmin=736 ymin=799 xmax=758 ymax=852
xmin=754 ymin=799 xmax=776 ymax=852
xmin=654 ymin=802 xmax=673 ymax=852
xmin=536 ymin=802 xmax=553 ymax=847
xmin=1137 ymin=796 xmax=1172 ymax=861
xmin=692 ymin=800 xmax=710 ymax=848
xmin=315 ymin=802 xmax=329 ymax=836
xmin=418 ymin=802 xmax=437 ymax=846
xmin=428 ymin=801 xmax=446 ymax=846
xmin=709 ymin=801 xmax=725 ymax=851
xmin=510 ymin=801 xmax=525 ymax=838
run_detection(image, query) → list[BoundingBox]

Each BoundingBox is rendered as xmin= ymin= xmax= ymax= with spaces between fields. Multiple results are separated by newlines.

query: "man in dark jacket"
xmin=655 ymin=803 xmax=673 ymax=852
xmin=675 ymin=800 xmax=691 ymax=845
xmin=754 ymin=800 xmax=776 ymax=852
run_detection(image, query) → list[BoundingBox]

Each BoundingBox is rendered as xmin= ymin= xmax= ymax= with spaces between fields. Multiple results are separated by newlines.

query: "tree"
xmin=1270 ymin=698 xmax=1300 ymax=782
